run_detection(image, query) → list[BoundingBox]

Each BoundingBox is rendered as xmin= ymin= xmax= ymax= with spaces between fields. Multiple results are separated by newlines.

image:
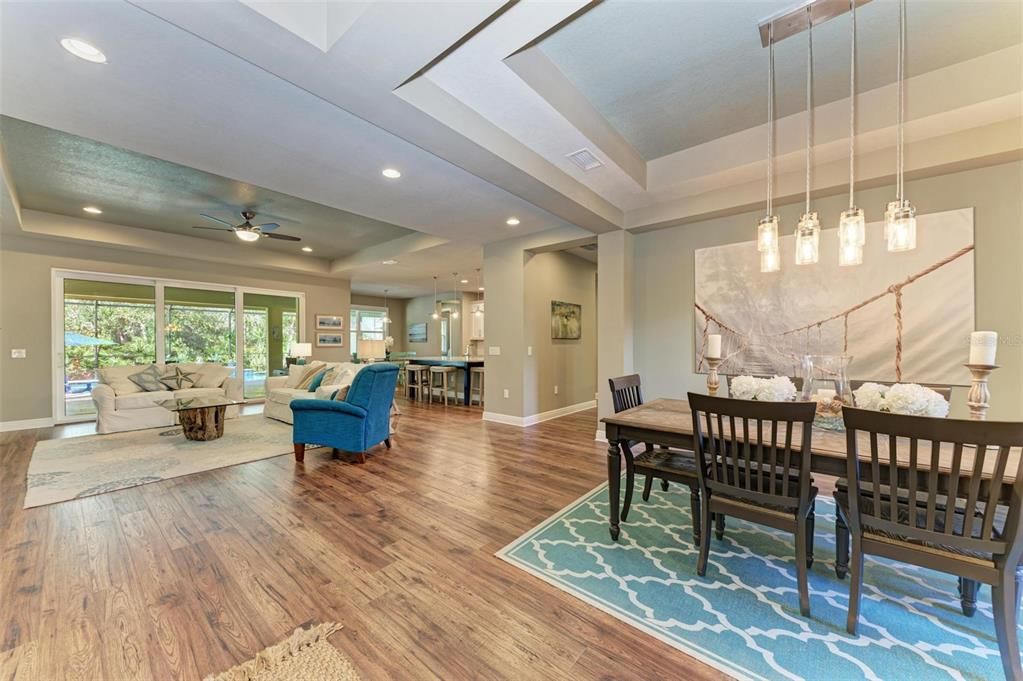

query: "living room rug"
xmin=24 ymin=415 xmax=315 ymax=508
xmin=498 ymin=483 xmax=1014 ymax=681
xmin=203 ymin=622 xmax=360 ymax=681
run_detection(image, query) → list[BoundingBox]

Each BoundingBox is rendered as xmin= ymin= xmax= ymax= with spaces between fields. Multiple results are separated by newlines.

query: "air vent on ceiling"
xmin=566 ymin=148 xmax=604 ymax=172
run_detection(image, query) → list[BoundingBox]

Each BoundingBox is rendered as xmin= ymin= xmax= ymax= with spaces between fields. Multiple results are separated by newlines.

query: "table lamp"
xmin=289 ymin=342 xmax=312 ymax=366
xmin=357 ymin=339 xmax=386 ymax=361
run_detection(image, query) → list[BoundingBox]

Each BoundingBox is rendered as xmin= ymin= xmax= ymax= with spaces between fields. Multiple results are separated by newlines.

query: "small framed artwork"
xmin=316 ymin=332 xmax=345 ymax=347
xmin=408 ymin=322 xmax=428 ymax=344
xmin=316 ymin=314 xmax=344 ymax=330
xmin=551 ymin=300 xmax=582 ymax=340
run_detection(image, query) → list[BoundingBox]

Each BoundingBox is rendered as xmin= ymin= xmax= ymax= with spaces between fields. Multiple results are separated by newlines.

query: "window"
xmin=350 ymin=307 xmax=387 ymax=353
xmin=282 ymin=311 xmax=298 ymax=362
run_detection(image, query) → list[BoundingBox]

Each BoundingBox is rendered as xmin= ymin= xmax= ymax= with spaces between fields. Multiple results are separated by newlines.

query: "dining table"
xmin=601 ymin=397 xmax=1019 ymax=545
xmin=407 ymin=356 xmax=485 ymax=406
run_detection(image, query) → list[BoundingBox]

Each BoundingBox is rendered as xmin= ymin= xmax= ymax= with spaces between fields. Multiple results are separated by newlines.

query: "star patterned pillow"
xmin=159 ymin=365 xmax=198 ymax=390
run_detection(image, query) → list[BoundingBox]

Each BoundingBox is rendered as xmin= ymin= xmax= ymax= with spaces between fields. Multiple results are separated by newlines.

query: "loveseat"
xmin=263 ymin=362 xmax=362 ymax=424
xmin=91 ymin=363 xmax=243 ymax=434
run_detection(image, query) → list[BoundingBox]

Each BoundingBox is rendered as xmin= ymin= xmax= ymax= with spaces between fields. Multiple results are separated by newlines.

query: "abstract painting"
xmin=551 ymin=300 xmax=582 ymax=340
xmin=408 ymin=322 xmax=428 ymax=344
xmin=693 ymin=208 xmax=975 ymax=384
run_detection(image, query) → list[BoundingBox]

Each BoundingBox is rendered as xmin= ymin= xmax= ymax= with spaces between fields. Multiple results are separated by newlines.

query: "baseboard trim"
xmin=0 ymin=417 xmax=55 ymax=432
xmin=594 ymin=428 xmax=607 ymax=443
xmin=483 ymin=400 xmax=596 ymax=428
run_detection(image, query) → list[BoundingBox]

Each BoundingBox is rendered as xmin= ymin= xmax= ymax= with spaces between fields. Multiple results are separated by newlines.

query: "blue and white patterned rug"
xmin=498 ymin=482 xmax=1015 ymax=681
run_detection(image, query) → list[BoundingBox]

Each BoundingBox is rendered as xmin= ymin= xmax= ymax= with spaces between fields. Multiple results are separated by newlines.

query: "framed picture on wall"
xmin=551 ymin=300 xmax=582 ymax=340
xmin=316 ymin=332 xmax=344 ymax=347
xmin=315 ymin=314 xmax=344 ymax=330
xmin=408 ymin=322 xmax=428 ymax=344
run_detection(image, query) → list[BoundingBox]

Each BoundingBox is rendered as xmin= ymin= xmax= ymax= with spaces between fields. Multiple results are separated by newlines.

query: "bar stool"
xmin=429 ymin=366 xmax=459 ymax=405
xmin=405 ymin=364 xmax=428 ymax=402
xmin=469 ymin=366 xmax=485 ymax=406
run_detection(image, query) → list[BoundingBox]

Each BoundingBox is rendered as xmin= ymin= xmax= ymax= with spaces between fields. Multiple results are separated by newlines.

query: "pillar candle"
xmin=707 ymin=334 xmax=722 ymax=359
xmin=969 ymin=331 xmax=998 ymax=366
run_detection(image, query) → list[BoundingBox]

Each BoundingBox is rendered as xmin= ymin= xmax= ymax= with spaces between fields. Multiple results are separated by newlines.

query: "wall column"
xmin=596 ymin=230 xmax=634 ymax=439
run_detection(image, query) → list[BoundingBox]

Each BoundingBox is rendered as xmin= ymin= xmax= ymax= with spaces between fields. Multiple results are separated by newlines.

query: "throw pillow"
xmin=98 ymin=365 xmax=146 ymax=395
xmin=295 ymin=365 xmax=326 ymax=390
xmin=194 ymin=364 xmax=231 ymax=388
xmin=285 ymin=361 xmax=324 ymax=388
xmin=332 ymin=384 xmax=351 ymax=401
xmin=160 ymin=365 xmax=198 ymax=390
xmin=128 ymin=364 xmax=165 ymax=392
xmin=307 ymin=370 xmax=327 ymax=392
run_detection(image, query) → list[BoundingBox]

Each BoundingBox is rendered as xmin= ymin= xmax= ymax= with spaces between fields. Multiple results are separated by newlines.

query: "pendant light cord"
xmin=766 ymin=23 xmax=774 ymax=216
xmin=848 ymin=0 xmax=856 ymax=209
xmin=804 ymin=10 xmax=813 ymax=215
xmin=896 ymin=0 xmax=905 ymax=202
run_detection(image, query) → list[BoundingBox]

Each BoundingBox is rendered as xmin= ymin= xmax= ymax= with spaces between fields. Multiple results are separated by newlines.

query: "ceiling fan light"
xmin=757 ymin=215 xmax=779 ymax=252
xmin=794 ymin=212 xmax=820 ymax=265
xmin=236 ymin=230 xmax=260 ymax=242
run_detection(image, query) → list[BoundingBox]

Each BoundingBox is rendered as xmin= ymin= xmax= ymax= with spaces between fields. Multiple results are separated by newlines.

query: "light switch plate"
xmin=10 ymin=349 xmax=26 ymax=359
xmin=503 ymin=388 xmax=510 ymax=398
xmin=488 ymin=346 xmax=501 ymax=356
xmin=527 ymin=346 xmax=532 ymax=356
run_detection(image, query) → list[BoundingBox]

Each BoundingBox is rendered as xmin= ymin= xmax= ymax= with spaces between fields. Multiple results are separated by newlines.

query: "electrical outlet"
xmin=554 ymin=385 xmax=559 ymax=395
xmin=10 ymin=349 xmax=26 ymax=359
xmin=527 ymin=346 xmax=533 ymax=356
xmin=503 ymin=388 xmax=510 ymax=399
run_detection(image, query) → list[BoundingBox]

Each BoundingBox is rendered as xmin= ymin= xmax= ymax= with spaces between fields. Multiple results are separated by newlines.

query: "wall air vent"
xmin=565 ymin=148 xmax=604 ymax=172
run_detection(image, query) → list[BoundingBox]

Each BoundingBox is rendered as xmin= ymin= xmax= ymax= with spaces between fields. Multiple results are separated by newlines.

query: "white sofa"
xmin=263 ymin=362 xmax=361 ymax=424
xmin=91 ymin=363 xmax=243 ymax=434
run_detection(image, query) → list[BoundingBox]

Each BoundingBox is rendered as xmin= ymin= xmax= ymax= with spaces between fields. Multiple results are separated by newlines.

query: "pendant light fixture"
xmin=794 ymin=10 xmax=819 ymax=266
xmin=382 ymin=289 xmax=391 ymax=325
xmin=839 ymin=0 xmax=865 ymax=267
xmin=450 ymin=273 xmax=460 ymax=319
xmin=758 ymin=23 xmax=780 ymax=273
xmin=885 ymin=0 xmax=916 ymax=252
xmin=474 ymin=268 xmax=483 ymax=314
xmin=431 ymin=276 xmax=440 ymax=320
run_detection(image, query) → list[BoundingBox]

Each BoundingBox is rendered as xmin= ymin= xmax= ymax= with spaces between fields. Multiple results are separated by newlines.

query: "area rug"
xmin=498 ymin=483 xmax=1015 ymax=681
xmin=204 ymin=622 xmax=361 ymax=681
xmin=24 ymin=415 xmax=315 ymax=508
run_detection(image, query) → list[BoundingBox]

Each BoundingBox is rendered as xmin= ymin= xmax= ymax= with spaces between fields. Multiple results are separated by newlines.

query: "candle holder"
xmin=964 ymin=363 xmax=998 ymax=420
xmin=705 ymin=357 xmax=723 ymax=396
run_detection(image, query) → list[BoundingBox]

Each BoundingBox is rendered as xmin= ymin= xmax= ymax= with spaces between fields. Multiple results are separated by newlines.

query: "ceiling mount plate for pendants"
xmin=758 ymin=0 xmax=873 ymax=47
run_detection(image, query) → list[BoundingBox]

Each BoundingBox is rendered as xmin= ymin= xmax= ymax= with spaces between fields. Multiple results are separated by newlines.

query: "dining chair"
xmin=688 ymin=392 xmax=818 ymax=616
xmin=838 ymin=406 xmax=1023 ymax=680
xmin=608 ymin=375 xmax=708 ymax=545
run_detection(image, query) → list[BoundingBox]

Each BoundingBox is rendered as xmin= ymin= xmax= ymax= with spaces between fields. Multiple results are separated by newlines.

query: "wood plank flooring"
xmin=0 ymin=400 xmax=729 ymax=681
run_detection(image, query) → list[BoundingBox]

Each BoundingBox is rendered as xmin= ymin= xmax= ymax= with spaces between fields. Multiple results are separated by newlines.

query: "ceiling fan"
xmin=192 ymin=210 xmax=301 ymax=242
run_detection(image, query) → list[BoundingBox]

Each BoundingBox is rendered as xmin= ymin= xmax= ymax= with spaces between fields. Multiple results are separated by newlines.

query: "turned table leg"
xmin=607 ymin=439 xmax=623 ymax=541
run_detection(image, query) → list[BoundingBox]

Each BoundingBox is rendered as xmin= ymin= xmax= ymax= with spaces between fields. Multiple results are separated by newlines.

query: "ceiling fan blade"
xmin=265 ymin=232 xmax=301 ymax=242
xmin=256 ymin=222 xmax=280 ymax=233
xmin=199 ymin=213 xmax=235 ymax=227
xmin=192 ymin=225 xmax=235 ymax=233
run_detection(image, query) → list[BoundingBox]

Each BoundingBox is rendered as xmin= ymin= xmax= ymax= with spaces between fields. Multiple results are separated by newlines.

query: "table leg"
xmin=463 ymin=369 xmax=472 ymax=406
xmin=607 ymin=439 xmax=623 ymax=541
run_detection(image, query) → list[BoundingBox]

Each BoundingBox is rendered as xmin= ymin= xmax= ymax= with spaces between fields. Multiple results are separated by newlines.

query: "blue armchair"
xmin=291 ymin=363 xmax=399 ymax=463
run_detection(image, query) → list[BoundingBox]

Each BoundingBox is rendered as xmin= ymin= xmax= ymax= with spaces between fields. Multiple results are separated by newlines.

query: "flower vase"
xmin=801 ymin=355 xmax=854 ymax=431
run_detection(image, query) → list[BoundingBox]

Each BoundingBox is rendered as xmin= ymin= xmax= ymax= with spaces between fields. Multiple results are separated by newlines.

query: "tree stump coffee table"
xmin=158 ymin=396 xmax=244 ymax=441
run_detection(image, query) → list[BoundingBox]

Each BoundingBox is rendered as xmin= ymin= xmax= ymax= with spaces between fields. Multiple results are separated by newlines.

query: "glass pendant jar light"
xmin=450 ymin=273 xmax=460 ymax=319
xmin=431 ymin=276 xmax=440 ymax=320
xmin=839 ymin=0 xmax=864 ymax=267
xmin=474 ymin=268 xmax=483 ymax=314
xmin=383 ymin=289 xmax=391 ymax=325
xmin=757 ymin=23 xmax=779 ymax=272
xmin=794 ymin=10 xmax=819 ymax=266
xmin=885 ymin=0 xmax=916 ymax=252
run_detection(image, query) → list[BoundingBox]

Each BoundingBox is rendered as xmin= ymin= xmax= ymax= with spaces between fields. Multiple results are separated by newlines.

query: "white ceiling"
xmin=541 ymin=0 xmax=1023 ymax=159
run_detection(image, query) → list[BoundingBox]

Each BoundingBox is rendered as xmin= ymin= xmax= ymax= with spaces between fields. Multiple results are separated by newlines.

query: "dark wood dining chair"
xmin=608 ymin=375 xmax=707 ymax=545
xmin=838 ymin=406 xmax=1023 ymax=681
xmin=688 ymin=392 xmax=818 ymax=616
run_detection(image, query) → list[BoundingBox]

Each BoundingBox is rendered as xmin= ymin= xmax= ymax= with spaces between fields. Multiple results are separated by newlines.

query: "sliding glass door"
xmin=54 ymin=271 xmax=305 ymax=423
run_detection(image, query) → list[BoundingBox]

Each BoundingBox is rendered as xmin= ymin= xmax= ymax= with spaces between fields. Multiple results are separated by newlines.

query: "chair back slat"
xmin=608 ymin=374 xmax=644 ymax=414
xmin=688 ymin=393 xmax=815 ymax=511
xmin=842 ymin=406 xmax=1023 ymax=564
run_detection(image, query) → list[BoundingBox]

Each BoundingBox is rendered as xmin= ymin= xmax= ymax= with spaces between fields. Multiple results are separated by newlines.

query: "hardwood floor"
xmin=0 ymin=400 xmax=729 ymax=681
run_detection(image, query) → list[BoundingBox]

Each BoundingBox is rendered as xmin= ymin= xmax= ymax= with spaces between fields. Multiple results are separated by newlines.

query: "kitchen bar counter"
xmin=407 ymin=356 xmax=484 ymax=406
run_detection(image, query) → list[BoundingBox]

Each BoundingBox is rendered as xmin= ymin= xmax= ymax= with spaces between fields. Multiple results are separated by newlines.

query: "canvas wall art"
xmin=551 ymin=300 xmax=582 ymax=340
xmin=693 ymin=208 xmax=975 ymax=385
xmin=408 ymin=322 xmax=428 ymax=344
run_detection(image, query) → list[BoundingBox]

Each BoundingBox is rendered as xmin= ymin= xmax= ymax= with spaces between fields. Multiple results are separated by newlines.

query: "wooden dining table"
xmin=601 ymin=398 xmax=1019 ymax=543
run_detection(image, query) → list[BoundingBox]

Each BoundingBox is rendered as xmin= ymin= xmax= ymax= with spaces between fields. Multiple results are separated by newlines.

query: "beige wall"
xmin=350 ymin=294 xmax=407 ymax=353
xmin=523 ymin=251 xmax=597 ymax=415
xmin=402 ymin=292 xmax=463 ymax=357
xmin=0 ymin=234 xmax=351 ymax=423
xmin=633 ymin=160 xmax=1023 ymax=420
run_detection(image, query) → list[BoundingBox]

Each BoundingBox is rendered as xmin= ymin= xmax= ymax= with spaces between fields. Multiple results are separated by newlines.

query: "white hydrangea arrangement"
xmin=853 ymin=382 xmax=950 ymax=418
xmin=729 ymin=375 xmax=798 ymax=402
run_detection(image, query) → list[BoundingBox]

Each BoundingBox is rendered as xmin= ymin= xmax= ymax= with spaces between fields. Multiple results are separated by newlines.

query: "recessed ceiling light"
xmin=382 ymin=259 xmax=398 ymax=265
xmin=382 ymin=168 xmax=401 ymax=179
xmin=60 ymin=38 xmax=107 ymax=64
xmin=82 ymin=206 xmax=103 ymax=214
xmin=301 ymin=246 xmax=313 ymax=252
xmin=460 ymin=279 xmax=469 ymax=284
xmin=506 ymin=217 xmax=520 ymax=226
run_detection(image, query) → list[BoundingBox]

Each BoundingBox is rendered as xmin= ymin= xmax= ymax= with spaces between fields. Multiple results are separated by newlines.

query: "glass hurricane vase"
xmin=800 ymin=354 xmax=854 ymax=430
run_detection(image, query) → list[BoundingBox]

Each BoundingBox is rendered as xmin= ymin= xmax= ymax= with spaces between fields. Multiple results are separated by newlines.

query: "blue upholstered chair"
xmin=291 ymin=363 xmax=399 ymax=463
